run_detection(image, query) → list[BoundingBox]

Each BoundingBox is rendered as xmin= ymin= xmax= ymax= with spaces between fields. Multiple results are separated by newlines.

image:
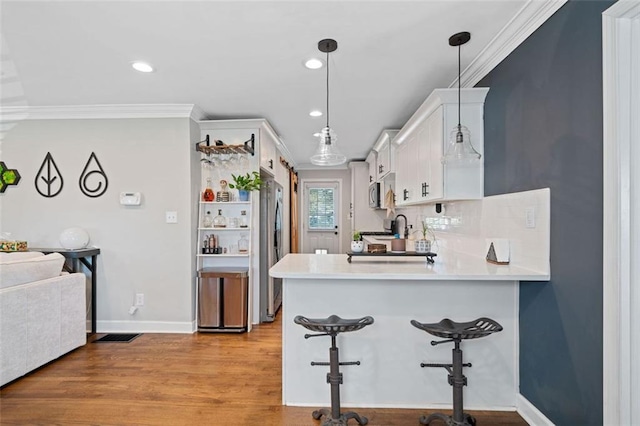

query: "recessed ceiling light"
xmin=313 ymin=132 xmax=321 ymax=137
xmin=309 ymin=110 xmax=323 ymax=117
xmin=304 ymin=58 xmax=324 ymax=69
xmin=131 ymin=61 xmax=154 ymax=73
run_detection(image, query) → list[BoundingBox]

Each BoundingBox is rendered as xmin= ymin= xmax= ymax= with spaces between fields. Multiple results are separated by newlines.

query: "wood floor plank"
xmin=0 ymin=315 xmax=528 ymax=425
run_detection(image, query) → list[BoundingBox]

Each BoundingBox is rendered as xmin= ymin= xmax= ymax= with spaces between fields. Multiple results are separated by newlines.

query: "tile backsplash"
xmin=417 ymin=188 xmax=550 ymax=274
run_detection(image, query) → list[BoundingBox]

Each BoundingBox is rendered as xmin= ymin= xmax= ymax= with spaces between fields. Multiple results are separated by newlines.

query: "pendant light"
xmin=442 ymin=31 xmax=481 ymax=165
xmin=310 ymin=38 xmax=346 ymax=166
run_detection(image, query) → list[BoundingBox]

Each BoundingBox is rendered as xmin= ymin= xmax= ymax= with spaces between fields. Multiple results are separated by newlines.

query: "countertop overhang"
xmin=270 ymin=252 xmax=549 ymax=281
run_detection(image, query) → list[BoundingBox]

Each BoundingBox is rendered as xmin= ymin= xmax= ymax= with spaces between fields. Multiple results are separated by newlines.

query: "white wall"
xmin=0 ymin=118 xmax=195 ymax=332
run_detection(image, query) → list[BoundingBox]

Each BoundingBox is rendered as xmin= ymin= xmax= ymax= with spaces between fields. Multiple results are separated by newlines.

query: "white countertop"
xmin=270 ymin=252 xmax=549 ymax=281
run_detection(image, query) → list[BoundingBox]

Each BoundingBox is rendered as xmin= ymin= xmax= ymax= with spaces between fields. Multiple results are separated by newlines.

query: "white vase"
xmin=415 ymin=239 xmax=431 ymax=254
xmin=350 ymin=241 xmax=364 ymax=253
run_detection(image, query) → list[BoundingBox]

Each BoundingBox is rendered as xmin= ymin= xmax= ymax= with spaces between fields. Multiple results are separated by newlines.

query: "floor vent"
xmin=93 ymin=333 xmax=141 ymax=343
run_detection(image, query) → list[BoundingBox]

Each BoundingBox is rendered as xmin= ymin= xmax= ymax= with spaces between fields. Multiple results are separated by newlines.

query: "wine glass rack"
xmin=195 ymin=134 xmax=255 ymax=156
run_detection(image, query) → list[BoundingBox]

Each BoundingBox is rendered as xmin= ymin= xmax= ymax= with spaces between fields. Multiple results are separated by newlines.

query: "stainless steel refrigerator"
xmin=259 ymin=178 xmax=283 ymax=322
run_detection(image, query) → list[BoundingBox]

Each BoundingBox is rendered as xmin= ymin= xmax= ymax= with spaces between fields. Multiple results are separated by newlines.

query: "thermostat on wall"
xmin=119 ymin=192 xmax=142 ymax=206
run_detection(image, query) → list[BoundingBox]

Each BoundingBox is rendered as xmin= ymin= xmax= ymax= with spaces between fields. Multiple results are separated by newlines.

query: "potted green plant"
xmin=415 ymin=219 xmax=433 ymax=254
xmin=351 ymin=230 xmax=364 ymax=253
xmin=229 ymin=171 xmax=262 ymax=201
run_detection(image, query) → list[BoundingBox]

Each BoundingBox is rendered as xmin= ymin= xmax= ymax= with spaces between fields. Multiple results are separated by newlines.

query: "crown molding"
xmin=0 ymin=104 xmax=203 ymax=121
xmin=457 ymin=0 xmax=568 ymax=88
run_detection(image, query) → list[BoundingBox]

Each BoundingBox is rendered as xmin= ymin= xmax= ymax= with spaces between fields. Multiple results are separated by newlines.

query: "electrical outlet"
xmin=165 ymin=211 xmax=178 ymax=223
xmin=135 ymin=293 xmax=144 ymax=306
xmin=525 ymin=207 xmax=536 ymax=229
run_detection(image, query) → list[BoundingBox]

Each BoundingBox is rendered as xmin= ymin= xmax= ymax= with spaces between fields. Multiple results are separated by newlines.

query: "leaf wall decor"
xmin=79 ymin=152 xmax=108 ymax=198
xmin=35 ymin=152 xmax=64 ymax=197
xmin=0 ymin=161 xmax=22 ymax=193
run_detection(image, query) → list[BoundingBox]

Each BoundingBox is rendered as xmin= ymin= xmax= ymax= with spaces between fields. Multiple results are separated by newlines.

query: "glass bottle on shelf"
xmin=213 ymin=209 xmax=226 ymax=228
xmin=240 ymin=210 xmax=248 ymax=228
xmin=203 ymin=178 xmax=215 ymax=202
xmin=203 ymin=211 xmax=213 ymax=228
xmin=228 ymin=217 xmax=239 ymax=229
xmin=238 ymin=234 xmax=249 ymax=253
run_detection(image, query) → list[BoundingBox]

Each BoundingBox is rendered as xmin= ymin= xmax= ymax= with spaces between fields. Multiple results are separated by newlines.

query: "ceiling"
xmin=0 ymin=0 xmax=528 ymax=168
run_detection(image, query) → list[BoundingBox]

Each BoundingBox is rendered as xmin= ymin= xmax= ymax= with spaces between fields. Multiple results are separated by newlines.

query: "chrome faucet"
xmin=394 ymin=214 xmax=409 ymax=238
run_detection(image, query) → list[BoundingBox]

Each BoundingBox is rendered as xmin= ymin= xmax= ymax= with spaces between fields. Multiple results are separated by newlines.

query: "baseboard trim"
xmin=97 ymin=320 xmax=194 ymax=334
xmin=286 ymin=401 xmax=516 ymax=410
xmin=516 ymin=394 xmax=555 ymax=425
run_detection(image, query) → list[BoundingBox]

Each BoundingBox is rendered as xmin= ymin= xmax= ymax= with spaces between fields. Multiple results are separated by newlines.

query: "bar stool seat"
xmin=410 ymin=317 xmax=502 ymax=340
xmin=295 ymin=314 xmax=374 ymax=426
xmin=295 ymin=314 xmax=374 ymax=334
xmin=411 ymin=317 xmax=502 ymax=426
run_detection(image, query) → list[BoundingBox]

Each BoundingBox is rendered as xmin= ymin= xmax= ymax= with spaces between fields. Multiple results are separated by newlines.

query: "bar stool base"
xmin=313 ymin=408 xmax=369 ymax=426
xmin=419 ymin=412 xmax=476 ymax=426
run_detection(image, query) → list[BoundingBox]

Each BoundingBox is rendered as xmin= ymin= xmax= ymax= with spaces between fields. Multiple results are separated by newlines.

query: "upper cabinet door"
xmin=365 ymin=151 xmax=377 ymax=184
xmin=395 ymin=135 xmax=416 ymax=206
xmin=374 ymin=130 xmax=399 ymax=181
xmin=260 ymin=130 xmax=277 ymax=176
xmin=426 ymin=106 xmax=444 ymax=201
xmin=376 ymin=140 xmax=395 ymax=180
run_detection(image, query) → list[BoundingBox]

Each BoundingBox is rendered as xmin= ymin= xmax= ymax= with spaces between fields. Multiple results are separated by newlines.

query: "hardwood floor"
xmin=0 ymin=315 xmax=527 ymax=425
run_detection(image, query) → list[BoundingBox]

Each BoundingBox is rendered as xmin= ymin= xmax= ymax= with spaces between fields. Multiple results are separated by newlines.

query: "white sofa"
xmin=0 ymin=251 xmax=87 ymax=386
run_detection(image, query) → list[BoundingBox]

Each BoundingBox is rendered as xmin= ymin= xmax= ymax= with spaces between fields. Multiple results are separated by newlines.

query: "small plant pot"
xmin=238 ymin=190 xmax=249 ymax=201
xmin=351 ymin=241 xmax=364 ymax=253
xmin=415 ymin=239 xmax=431 ymax=254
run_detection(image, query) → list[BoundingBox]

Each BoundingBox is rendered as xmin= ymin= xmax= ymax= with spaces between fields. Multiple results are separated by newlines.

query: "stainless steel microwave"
xmin=369 ymin=182 xmax=380 ymax=208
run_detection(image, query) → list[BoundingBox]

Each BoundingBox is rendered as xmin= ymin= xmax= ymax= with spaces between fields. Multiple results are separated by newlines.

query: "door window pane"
xmin=308 ymin=188 xmax=335 ymax=230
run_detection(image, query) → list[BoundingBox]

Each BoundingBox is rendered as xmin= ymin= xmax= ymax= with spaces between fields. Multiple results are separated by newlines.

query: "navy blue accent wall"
xmin=476 ymin=1 xmax=613 ymax=424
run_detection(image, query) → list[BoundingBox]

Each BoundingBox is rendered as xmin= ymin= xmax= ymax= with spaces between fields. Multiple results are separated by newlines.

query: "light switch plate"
xmin=525 ymin=207 xmax=536 ymax=228
xmin=166 ymin=211 xmax=178 ymax=223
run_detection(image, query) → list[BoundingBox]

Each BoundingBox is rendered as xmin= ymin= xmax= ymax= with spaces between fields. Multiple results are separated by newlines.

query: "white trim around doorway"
xmin=602 ymin=2 xmax=640 ymax=425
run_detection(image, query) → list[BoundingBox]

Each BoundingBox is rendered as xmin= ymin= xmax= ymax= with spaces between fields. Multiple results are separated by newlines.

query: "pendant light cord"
xmin=457 ymin=43 xmax=461 ymax=129
xmin=326 ymin=49 xmax=330 ymax=129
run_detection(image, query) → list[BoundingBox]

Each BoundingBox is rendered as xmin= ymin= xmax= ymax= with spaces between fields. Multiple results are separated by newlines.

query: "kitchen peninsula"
xmin=270 ymin=252 xmax=549 ymax=410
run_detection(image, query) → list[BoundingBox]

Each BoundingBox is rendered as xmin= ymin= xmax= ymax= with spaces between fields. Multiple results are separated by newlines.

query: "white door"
xmin=302 ymin=181 xmax=341 ymax=254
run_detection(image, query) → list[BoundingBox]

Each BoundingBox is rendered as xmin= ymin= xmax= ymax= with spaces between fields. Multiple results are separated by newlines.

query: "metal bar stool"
xmin=294 ymin=314 xmax=374 ymax=426
xmin=410 ymin=317 xmax=503 ymax=426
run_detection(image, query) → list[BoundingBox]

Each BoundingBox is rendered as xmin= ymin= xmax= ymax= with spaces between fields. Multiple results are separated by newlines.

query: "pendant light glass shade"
xmin=444 ymin=124 xmax=481 ymax=164
xmin=310 ymin=126 xmax=345 ymax=166
xmin=310 ymin=38 xmax=346 ymax=167
xmin=442 ymin=32 xmax=481 ymax=165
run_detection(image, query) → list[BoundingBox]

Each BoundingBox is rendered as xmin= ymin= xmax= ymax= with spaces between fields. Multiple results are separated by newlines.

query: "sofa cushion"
xmin=0 ymin=251 xmax=44 ymax=262
xmin=0 ymin=253 xmax=65 ymax=290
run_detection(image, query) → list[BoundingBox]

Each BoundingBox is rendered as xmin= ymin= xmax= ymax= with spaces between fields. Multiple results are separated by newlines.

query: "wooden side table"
xmin=30 ymin=247 xmax=101 ymax=334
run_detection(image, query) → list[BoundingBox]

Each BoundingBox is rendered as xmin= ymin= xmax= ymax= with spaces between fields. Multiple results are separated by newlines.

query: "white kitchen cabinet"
xmin=365 ymin=151 xmax=377 ymax=185
xmin=374 ymin=130 xmax=398 ymax=181
xmin=349 ymin=161 xmax=383 ymax=232
xmin=260 ymin=126 xmax=278 ymax=176
xmin=273 ymin=147 xmax=289 ymax=187
xmin=394 ymin=88 xmax=488 ymax=206
xmin=395 ymin=131 xmax=416 ymax=203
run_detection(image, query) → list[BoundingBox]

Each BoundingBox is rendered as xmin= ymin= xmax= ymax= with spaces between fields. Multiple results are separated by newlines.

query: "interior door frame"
xmin=299 ymin=178 xmax=343 ymax=254
xmin=602 ymin=2 xmax=640 ymax=424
